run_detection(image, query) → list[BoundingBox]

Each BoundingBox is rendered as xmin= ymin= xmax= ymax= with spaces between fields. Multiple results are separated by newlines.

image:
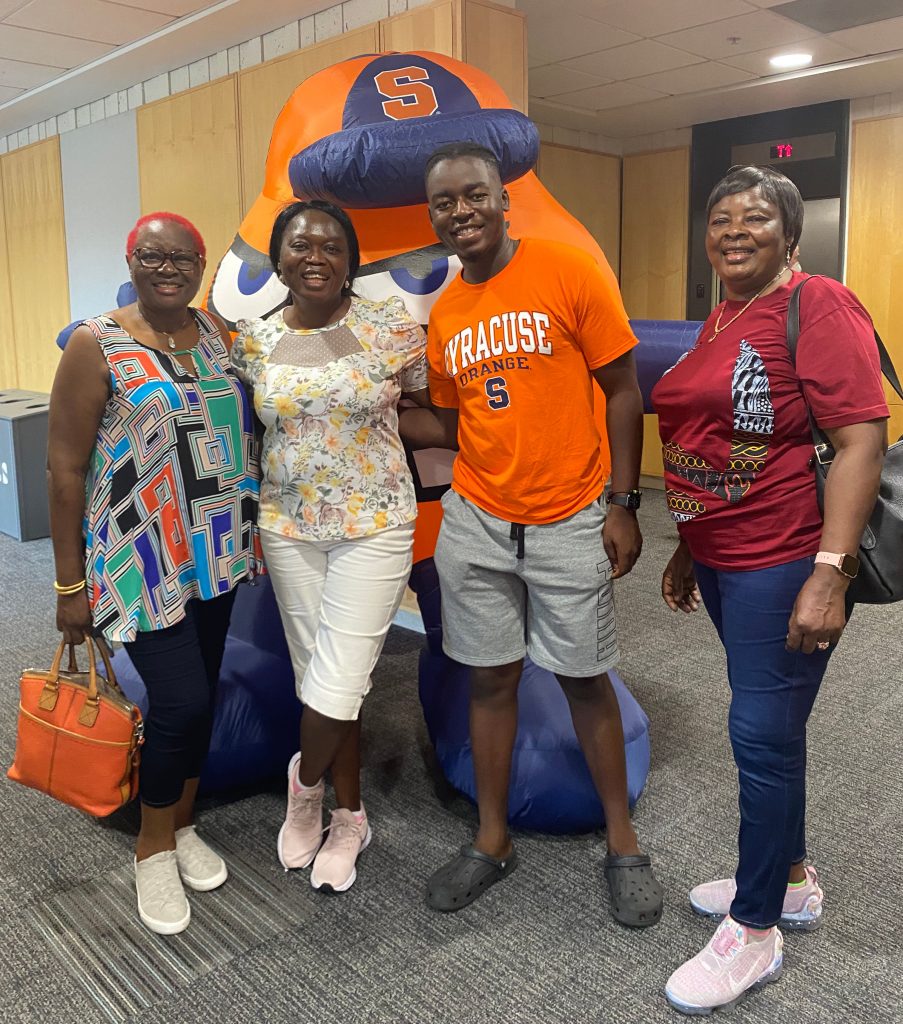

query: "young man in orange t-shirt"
xmin=417 ymin=142 xmax=663 ymax=925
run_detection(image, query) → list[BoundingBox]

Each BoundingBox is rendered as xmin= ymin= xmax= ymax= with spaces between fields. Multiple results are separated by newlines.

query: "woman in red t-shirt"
xmin=653 ymin=165 xmax=888 ymax=1015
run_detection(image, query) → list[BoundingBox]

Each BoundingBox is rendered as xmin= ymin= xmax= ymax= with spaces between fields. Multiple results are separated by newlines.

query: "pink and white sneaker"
xmin=689 ymin=866 xmax=824 ymax=931
xmin=665 ymin=916 xmax=783 ymax=1016
xmin=277 ymin=752 xmax=325 ymax=871
xmin=310 ymin=807 xmax=372 ymax=893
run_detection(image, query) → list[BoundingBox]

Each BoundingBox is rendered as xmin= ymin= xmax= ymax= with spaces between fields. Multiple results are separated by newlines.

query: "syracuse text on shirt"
xmin=444 ymin=311 xmax=552 ymax=387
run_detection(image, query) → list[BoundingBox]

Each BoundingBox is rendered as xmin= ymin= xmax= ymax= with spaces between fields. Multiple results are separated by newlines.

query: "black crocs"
xmin=604 ymin=853 xmax=664 ymax=928
xmin=427 ymin=844 xmax=518 ymax=912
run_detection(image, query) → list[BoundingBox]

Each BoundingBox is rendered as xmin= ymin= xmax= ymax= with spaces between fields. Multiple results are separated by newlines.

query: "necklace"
xmin=706 ymin=267 xmax=789 ymax=344
xmin=136 ymin=303 xmax=194 ymax=350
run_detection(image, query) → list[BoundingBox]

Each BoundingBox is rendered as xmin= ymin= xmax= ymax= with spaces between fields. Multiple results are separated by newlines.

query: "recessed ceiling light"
xmin=769 ymin=53 xmax=813 ymax=70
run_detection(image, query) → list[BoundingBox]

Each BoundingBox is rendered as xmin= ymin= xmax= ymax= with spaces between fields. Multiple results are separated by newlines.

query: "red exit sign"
xmin=770 ymin=143 xmax=794 ymax=159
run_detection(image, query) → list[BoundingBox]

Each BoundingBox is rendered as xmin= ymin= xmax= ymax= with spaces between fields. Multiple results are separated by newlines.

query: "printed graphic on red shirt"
xmin=663 ymin=339 xmax=773 ymax=521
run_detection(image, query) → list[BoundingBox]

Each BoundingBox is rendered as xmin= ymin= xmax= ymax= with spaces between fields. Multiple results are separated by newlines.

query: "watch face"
xmin=840 ymin=553 xmax=860 ymax=578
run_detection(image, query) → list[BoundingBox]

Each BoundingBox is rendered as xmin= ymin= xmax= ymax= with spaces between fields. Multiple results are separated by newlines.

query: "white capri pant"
xmin=260 ymin=523 xmax=414 ymax=721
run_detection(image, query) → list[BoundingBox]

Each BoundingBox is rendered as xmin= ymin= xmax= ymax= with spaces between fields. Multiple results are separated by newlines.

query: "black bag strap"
xmin=787 ymin=276 xmax=903 ymax=402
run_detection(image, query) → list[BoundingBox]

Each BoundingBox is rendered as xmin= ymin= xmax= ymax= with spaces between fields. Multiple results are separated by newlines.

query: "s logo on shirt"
xmin=485 ymin=376 xmax=510 ymax=410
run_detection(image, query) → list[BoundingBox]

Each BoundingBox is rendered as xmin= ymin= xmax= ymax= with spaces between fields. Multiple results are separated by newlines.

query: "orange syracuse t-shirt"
xmin=427 ymin=237 xmax=637 ymax=524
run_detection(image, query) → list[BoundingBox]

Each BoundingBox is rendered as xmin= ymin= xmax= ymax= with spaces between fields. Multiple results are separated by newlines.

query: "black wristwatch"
xmin=606 ymin=489 xmax=642 ymax=510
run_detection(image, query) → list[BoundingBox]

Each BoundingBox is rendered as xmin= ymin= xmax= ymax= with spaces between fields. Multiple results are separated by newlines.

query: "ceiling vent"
xmin=773 ymin=0 xmax=903 ymax=34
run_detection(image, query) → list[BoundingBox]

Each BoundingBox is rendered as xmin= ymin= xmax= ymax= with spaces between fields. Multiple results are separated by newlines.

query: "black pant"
xmin=125 ymin=591 xmax=236 ymax=808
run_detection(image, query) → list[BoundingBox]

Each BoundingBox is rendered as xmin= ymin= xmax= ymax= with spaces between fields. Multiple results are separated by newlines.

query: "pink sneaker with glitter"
xmin=689 ymin=865 xmax=823 ymax=931
xmin=665 ymin=916 xmax=783 ymax=1015
xmin=310 ymin=807 xmax=372 ymax=893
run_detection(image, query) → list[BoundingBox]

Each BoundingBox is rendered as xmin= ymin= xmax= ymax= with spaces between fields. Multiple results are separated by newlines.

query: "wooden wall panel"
xmin=620 ymin=147 xmax=689 ymax=479
xmin=137 ymin=78 xmax=242 ymax=302
xmin=0 ymin=161 xmax=17 ymax=389
xmin=462 ymin=0 xmax=527 ymax=112
xmin=847 ymin=115 xmax=903 ymax=444
xmin=1 ymin=138 xmax=69 ymax=393
xmin=380 ymin=0 xmax=458 ymax=55
xmin=238 ymin=26 xmax=380 ymax=209
xmin=621 ymin=148 xmax=689 ymax=321
xmin=538 ymin=142 xmax=621 ymax=275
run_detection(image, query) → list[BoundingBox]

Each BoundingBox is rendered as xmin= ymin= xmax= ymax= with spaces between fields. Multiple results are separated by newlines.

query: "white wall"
xmin=60 ymin=112 xmax=140 ymax=322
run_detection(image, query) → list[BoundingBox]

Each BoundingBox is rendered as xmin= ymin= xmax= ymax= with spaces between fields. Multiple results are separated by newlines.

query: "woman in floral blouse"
xmin=232 ymin=200 xmax=429 ymax=894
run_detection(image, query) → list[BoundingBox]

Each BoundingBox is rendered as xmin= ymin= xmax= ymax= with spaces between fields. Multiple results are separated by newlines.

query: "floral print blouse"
xmin=232 ymin=295 xmax=428 ymax=541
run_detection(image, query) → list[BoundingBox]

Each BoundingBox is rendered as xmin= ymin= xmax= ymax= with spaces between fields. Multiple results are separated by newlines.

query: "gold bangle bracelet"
xmin=53 ymin=579 xmax=87 ymax=595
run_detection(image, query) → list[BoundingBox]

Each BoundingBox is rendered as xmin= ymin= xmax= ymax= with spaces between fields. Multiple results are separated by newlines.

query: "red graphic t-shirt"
xmin=651 ymin=273 xmax=889 ymax=571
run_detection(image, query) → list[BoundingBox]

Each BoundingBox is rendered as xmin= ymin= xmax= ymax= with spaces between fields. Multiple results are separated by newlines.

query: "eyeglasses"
xmin=131 ymin=247 xmax=201 ymax=271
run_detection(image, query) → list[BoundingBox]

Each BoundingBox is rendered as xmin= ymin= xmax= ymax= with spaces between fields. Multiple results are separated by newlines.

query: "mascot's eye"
xmin=207 ymin=243 xmax=289 ymax=330
xmin=354 ymin=248 xmax=461 ymax=325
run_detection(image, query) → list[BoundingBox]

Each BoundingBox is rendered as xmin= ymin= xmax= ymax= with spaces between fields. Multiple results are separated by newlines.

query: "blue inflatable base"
xmin=420 ymin=652 xmax=650 ymax=834
xmin=410 ymin=558 xmax=651 ymax=835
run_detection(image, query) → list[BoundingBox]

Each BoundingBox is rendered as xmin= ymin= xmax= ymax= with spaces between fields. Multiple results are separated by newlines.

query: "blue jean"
xmin=124 ymin=591 xmax=236 ymax=807
xmin=694 ymin=556 xmax=836 ymax=929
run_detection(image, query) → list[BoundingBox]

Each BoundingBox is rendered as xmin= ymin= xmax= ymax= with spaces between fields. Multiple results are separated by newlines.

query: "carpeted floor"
xmin=1 ymin=492 xmax=901 ymax=1024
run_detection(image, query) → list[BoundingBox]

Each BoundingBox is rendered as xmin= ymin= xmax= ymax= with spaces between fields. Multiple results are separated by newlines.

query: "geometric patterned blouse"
xmin=80 ymin=310 xmax=261 ymax=643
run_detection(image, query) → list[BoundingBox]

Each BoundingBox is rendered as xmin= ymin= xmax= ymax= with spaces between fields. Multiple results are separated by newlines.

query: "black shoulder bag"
xmin=786 ymin=277 xmax=903 ymax=603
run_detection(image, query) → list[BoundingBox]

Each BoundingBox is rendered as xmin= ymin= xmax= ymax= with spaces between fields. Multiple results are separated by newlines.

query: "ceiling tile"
xmin=566 ymin=0 xmax=757 ymax=38
xmin=528 ymin=96 xmax=604 ymax=134
xmin=629 ymin=60 xmax=756 ymax=95
xmin=0 ymin=55 xmax=64 ymax=88
xmin=0 ymin=83 xmax=24 ymax=102
xmin=7 ymin=0 xmax=173 ymax=46
xmin=99 ymin=0 xmax=216 ymax=13
xmin=0 ymin=24 xmax=112 ymax=65
xmin=828 ymin=14 xmax=903 ymax=52
xmin=529 ymin=62 xmax=610 ymax=98
xmin=563 ymin=39 xmax=704 ymax=80
xmin=721 ymin=35 xmax=859 ymax=74
xmin=551 ymin=79 xmax=669 ymax=111
xmin=657 ymin=10 xmax=818 ymax=59
xmin=515 ymin=0 xmax=551 ymax=17
xmin=527 ymin=13 xmax=639 ymax=66
xmin=0 ymin=0 xmax=27 ymax=15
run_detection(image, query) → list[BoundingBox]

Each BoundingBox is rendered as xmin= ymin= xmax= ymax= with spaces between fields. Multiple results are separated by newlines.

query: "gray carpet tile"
xmin=1 ymin=493 xmax=902 ymax=1023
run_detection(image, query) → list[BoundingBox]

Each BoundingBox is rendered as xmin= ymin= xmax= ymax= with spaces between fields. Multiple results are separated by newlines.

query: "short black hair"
xmin=424 ymin=142 xmax=501 ymax=183
xmin=269 ymin=199 xmax=360 ymax=296
xmin=707 ymin=165 xmax=804 ymax=250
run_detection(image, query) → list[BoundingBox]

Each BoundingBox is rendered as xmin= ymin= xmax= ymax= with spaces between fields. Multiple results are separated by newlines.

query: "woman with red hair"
xmin=47 ymin=212 xmax=261 ymax=936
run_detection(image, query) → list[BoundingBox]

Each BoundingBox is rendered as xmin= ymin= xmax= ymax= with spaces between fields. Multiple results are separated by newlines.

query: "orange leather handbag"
xmin=8 ymin=638 xmax=144 ymax=816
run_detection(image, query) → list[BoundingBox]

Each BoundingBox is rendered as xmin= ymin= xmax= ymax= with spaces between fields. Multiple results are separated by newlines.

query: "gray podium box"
xmin=0 ymin=389 xmax=51 ymax=541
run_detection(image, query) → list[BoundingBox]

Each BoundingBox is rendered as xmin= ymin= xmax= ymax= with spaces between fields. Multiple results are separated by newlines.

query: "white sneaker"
xmin=175 ymin=826 xmax=228 ymax=892
xmin=134 ymin=851 xmax=191 ymax=935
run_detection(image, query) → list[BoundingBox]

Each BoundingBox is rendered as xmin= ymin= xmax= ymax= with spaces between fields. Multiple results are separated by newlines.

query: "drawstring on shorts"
xmin=509 ymin=522 xmax=525 ymax=560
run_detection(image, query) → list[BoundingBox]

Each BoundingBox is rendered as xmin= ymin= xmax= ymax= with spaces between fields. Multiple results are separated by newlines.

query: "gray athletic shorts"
xmin=433 ymin=489 xmax=620 ymax=677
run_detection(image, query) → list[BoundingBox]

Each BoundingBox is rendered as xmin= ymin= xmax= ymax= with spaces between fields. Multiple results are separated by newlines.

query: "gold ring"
xmin=816 ymin=640 xmax=830 ymax=650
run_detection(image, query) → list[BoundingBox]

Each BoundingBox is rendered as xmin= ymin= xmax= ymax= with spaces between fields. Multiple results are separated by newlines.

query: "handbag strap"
xmin=48 ymin=637 xmax=123 ymax=699
xmin=49 ymin=639 xmax=99 ymax=699
xmin=787 ymin=276 xmax=903 ymax=402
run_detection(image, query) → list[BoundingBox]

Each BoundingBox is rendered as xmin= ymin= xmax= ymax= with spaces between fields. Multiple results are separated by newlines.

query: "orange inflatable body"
xmin=207 ymin=51 xmax=618 ymax=559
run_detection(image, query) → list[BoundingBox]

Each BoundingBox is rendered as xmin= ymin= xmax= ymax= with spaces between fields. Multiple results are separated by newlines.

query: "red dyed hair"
xmin=126 ymin=212 xmax=206 ymax=258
